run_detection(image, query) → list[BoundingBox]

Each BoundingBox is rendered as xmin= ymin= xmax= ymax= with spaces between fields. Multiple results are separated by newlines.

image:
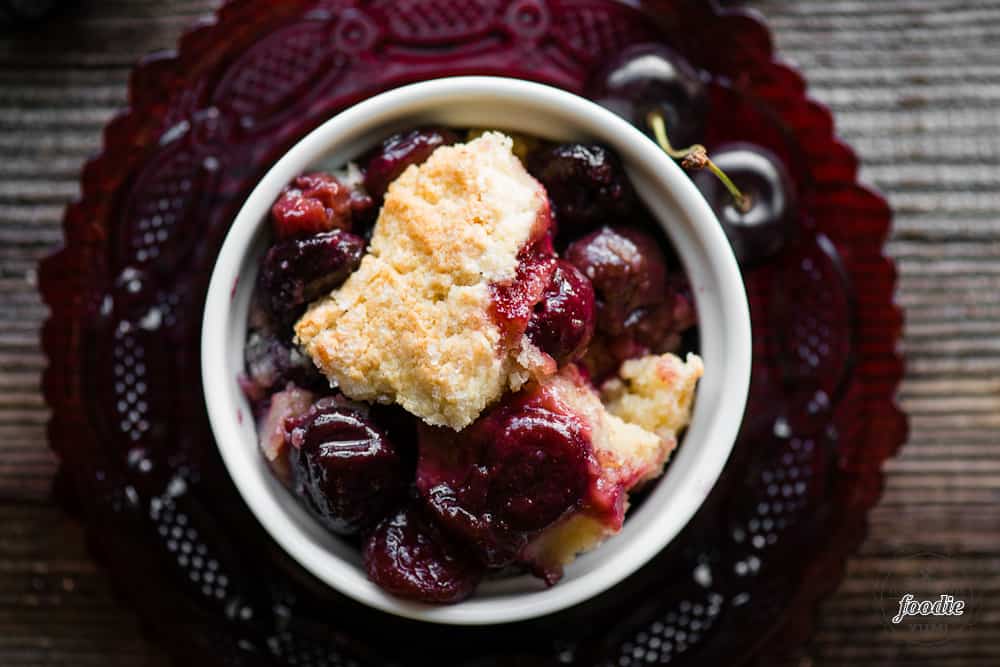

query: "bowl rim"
xmin=201 ymin=76 xmax=751 ymax=625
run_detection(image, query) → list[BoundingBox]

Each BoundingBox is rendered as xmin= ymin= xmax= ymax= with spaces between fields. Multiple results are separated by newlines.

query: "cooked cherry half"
xmin=526 ymin=260 xmax=596 ymax=365
xmin=258 ymin=229 xmax=365 ymax=324
xmin=363 ymin=504 xmax=484 ymax=604
xmin=271 ymin=172 xmax=373 ymax=239
xmin=288 ymin=401 xmax=404 ymax=535
xmin=363 ymin=127 xmax=460 ymax=200
xmin=417 ymin=389 xmax=591 ymax=567
xmin=565 ymin=226 xmax=697 ymax=378
xmin=485 ymin=407 xmax=590 ymax=532
xmin=564 ymin=225 xmax=668 ymax=336
xmin=489 ymin=232 xmax=557 ymax=347
xmin=692 ymin=142 xmax=797 ymax=266
xmin=587 ymin=43 xmax=707 ymax=150
xmin=527 ymin=143 xmax=635 ymax=234
xmin=627 ymin=282 xmax=696 ymax=351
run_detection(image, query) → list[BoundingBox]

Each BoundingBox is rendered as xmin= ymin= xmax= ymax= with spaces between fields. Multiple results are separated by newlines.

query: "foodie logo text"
xmin=877 ymin=551 xmax=975 ymax=646
xmin=891 ymin=594 xmax=965 ymax=624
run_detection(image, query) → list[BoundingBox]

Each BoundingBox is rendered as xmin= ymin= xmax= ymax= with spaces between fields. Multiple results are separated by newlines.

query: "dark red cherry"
xmin=628 ymin=285 xmax=696 ymax=351
xmin=363 ymin=127 xmax=460 ymax=200
xmin=363 ymin=504 xmax=484 ymax=604
xmin=692 ymin=142 xmax=797 ymax=266
xmin=587 ymin=43 xmax=707 ymax=150
xmin=419 ymin=478 xmax=524 ymax=568
xmin=564 ymin=226 xmax=668 ymax=336
xmin=417 ymin=389 xmax=590 ymax=566
xmin=489 ymin=232 xmax=557 ymax=346
xmin=270 ymin=172 xmax=373 ymax=239
xmin=258 ymin=229 xmax=365 ymax=324
xmin=526 ymin=261 xmax=596 ymax=365
xmin=526 ymin=143 xmax=634 ymax=233
xmin=288 ymin=401 xmax=404 ymax=535
xmin=485 ymin=407 xmax=590 ymax=531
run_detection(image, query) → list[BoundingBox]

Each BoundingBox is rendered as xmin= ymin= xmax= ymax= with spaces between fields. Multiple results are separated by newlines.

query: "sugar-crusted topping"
xmin=295 ymin=132 xmax=553 ymax=430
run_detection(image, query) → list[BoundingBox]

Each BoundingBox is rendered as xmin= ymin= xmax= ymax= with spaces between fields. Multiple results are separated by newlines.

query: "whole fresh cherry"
xmin=288 ymin=400 xmax=405 ymax=535
xmin=692 ymin=142 xmax=797 ymax=266
xmin=587 ymin=43 xmax=707 ymax=150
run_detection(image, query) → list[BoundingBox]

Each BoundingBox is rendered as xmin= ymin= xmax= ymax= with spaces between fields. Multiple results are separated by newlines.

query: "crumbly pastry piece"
xmin=601 ymin=352 xmax=704 ymax=441
xmin=465 ymin=128 xmax=540 ymax=161
xmin=525 ymin=355 xmax=703 ymax=574
xmin=256 ymin=384 xmax=315 ymax=485
xmin=295 ymin=132 xmax=555 ymax=430
xmin=544 ymin=366 xmax=665 ymax=497
xmin=521 ymin=513 xmax=611 ymax=578
xmin=517 ymin=365 xmax=656 ymax=577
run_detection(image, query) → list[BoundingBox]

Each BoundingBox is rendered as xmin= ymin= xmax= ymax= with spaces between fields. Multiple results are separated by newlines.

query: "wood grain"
xmin=0 ymin=0 xmax=998 ymax=665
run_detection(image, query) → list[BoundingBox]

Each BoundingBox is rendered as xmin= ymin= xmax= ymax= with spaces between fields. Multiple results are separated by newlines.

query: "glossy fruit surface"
xmin=489 ymin=231 xmax=557 ymax=346
xmin=485 ymin=408 xmax=590 ymax=532
xmin=588 ymin=42 xmax=708 ymax=149
xmin=564 ymin=225 xmax=668 ymax=336
xmin=526 ymin=260 xmax=596 ymax=365
xmin=271 ymin=172 xmax=373 ymax=239
xmin=288 ymin=400 xmax=404 ymax=535
xmin=692 ymin=142 xmax=796 ymax=266
xmin=417 ymin=386 xmax=591 ymax=567
xmin=566 ymin=226 xmax=697 ymax=378
xmin=527 ymin=143 xmax=634 ymax=233
xmin=258 ymin=229 xmax=365 ymax=324
xmin=362 ymin=127 xmax=460 ymax=200
xmin=363 ymin=504 xmax=484 ymax=604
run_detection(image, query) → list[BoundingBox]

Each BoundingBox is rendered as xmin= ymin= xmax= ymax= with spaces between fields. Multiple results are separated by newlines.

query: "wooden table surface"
xmin=1 ymin=1 xmax=998 ymax=665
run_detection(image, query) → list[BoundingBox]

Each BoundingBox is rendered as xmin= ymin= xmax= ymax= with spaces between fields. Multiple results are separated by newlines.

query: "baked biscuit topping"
xmin=543 ymin=365 xmax=664 ymax=499
xmin=295 ymin=132 xmax=555 ymax=429
xmin=523 ymin=355 xmax=703 ymax=574
xmin=601 ymin=352 xmax=704 ymax=440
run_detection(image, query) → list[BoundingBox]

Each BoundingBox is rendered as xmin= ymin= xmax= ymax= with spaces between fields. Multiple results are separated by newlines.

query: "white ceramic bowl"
xmin=202 ymin=76 xmax=751 ymax=625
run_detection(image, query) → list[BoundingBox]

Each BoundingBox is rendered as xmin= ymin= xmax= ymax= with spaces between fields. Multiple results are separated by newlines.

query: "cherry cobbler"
xmin=242 ymin=128 xmax=702 ymax=603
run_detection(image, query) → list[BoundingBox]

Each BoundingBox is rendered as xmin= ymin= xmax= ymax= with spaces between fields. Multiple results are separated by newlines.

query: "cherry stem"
xmin=646 ymin=110 xmax=751 ymax=213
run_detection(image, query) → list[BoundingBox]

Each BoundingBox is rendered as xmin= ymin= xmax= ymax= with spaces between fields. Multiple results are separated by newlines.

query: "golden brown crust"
xmin=295 ymin=132 xmax=553 ymax=429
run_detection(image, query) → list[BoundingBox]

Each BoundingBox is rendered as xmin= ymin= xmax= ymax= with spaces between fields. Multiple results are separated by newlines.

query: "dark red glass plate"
xmin=39 ymin=1 xmax=906 ymax=665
